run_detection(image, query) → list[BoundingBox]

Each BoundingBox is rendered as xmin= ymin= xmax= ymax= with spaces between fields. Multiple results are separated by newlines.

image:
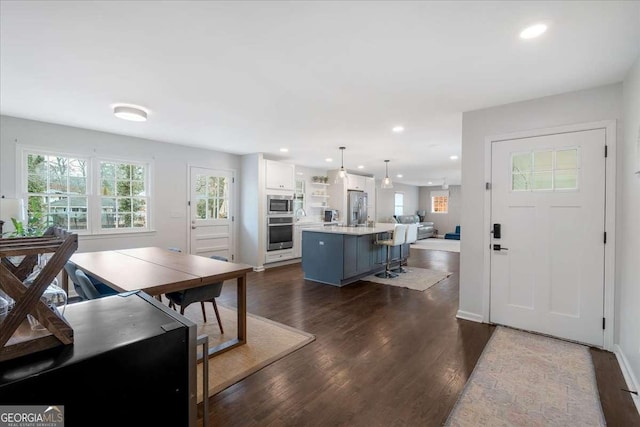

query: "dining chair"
xmin=74 ymin=269 xmax=102 ymax=300
xmin=166 ymin=255 xmax=227 ymax=334
xmin=64 ymin=261 xmax=117 ymax=300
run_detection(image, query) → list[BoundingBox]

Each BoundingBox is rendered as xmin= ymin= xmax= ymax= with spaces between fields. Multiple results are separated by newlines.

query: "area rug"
xmin=411 ymin=238 xmax=460 ymax=252
xmin=445 ymin=326 xmax=605 ymax=426
xmin=362 ymin=267 xmax=452 ymax=291
xmin=181 ymin=303 xmax=315 ymax=402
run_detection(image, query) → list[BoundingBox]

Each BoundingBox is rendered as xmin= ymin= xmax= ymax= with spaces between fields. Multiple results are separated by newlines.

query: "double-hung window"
xmin=430 ymin=190 xmax=449 ymax=214
xmin=394 ymin=192 xmax=404 ymax=216
xmin=23 ymin=149 xmax=151 ymax=234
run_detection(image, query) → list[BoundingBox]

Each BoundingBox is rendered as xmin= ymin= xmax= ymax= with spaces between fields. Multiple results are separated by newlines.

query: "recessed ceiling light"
xmin=280 ymin=148 xmax=289 ymax=152
xmin=296 ymin=172 xmax=304 ymax=176
xmin=396 ymin=174 xmax=403 ymax=178
xmin=520 ymin=23 xmax=547 ymax=40
xmin=450 ymin=155 xmax=459 ymax=160
xmin=428 ymin=181 xmax=433 ymax=185
xmin=113 ymin=105 xmax=147 ymax=122
xmin=325 ymin=158 xmax=333 ymax=162
xmin=392 ymin=126 xmax=404 ymax=133
xmin=357 ymin=165 xmax=364 ymax=169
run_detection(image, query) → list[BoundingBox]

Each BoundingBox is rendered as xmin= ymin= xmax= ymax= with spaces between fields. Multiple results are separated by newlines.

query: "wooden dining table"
xmin=68 ymin=247 xmax=253 ymax=358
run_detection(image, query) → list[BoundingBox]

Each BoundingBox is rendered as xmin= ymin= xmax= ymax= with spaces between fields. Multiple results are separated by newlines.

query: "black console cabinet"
xmin=0 ymin=292 xmax=197 ymax=427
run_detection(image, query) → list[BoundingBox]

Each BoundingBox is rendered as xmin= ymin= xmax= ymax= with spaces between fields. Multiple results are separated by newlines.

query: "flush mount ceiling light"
xmin=280 ymin=148 xmax=289 ymax=152
xmin=381 ymin=160 xmax=393 ymax=189
xmin=325 ymin=158 xmax=333 ymax=162
xmin=428 ymin=181 xmax=433 ymax=185
xmin=520 ymin=23 xmax=547 ymax=40
xmin=335 ymin=147 xmax=348 ymax=184
xmin=392 ymin=126 xmax=404 ymax=133
xmin=396 ymin=174 xmax=403 ymax=178
xmin=450 ymin=155 xmax=459 ymax=160
xmin=357 ymin=165 xmax=364 ymax=169
xmin=113 ymin=105 xmax=148 ymax=122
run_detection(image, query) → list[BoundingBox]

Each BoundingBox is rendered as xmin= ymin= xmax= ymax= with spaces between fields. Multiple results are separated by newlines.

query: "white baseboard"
xmin=456 ymin=310 xmax=484 ymax=323
xmin=614 ymin=344 xmax=640 ymax=415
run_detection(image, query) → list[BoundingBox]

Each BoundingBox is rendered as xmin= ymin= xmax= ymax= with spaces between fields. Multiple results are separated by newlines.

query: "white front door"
xmin=189 ymin=167 xmax=234 ymax=260
xmin=490 ymin=129 xmax=606 ymax=346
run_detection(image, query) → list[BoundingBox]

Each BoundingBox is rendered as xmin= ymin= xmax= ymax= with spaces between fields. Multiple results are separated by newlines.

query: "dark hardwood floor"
xmin=207 ymin=249 xmax=639 ymax=426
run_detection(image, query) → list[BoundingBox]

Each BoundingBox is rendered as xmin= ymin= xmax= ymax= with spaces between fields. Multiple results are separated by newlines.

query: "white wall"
xmin=239 ymin=153 xmax=263 ymax=268
xmin=376 ymin=182 xmax=419 ymax=221
xmin=459 ymin=83 xmax=623 ymax=319
xmin=418 ymin=185 xmax=461 ymax=235
xmin=618 ymin=55 xmax=640 ymax=406
xmin=0 ymin=115 xmax=241 ymax=254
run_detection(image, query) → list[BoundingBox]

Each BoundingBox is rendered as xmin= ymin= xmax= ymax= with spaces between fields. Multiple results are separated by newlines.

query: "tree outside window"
xmin=100 ymin=161 xmax=148 ymax=229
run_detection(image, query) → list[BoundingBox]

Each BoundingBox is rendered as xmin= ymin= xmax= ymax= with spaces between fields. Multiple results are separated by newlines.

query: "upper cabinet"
xmin=265 ymin=160 xmax=295 ymax=191
xmin=346 ymin=173 xmax=367 ymax=191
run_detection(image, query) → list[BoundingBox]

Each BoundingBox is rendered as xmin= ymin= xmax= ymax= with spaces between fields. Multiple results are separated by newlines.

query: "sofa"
xmin=444 ymin=225 xmax=460 ymax=240
xmin=395 ymin=215 xmax=435 ymax=240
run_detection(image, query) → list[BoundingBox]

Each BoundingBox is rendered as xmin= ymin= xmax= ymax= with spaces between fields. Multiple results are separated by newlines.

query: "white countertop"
xmin=302 ymin=224 xmax=395 ymax=235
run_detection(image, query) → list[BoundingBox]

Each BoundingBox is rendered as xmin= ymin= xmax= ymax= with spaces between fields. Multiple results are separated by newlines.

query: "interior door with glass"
xmin=490 ymin=129 xmax=606 ymax=347
xmin=189 ymin=167 xmax=234 ymax=260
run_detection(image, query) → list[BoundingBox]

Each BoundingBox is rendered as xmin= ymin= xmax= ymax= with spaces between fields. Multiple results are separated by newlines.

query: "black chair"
xmin=166 ymin=255 xmax=227 ymax=334
xmin=74 ymin=269 xmax=102 ymax=300
xmin=64 ymin=261 xmax=117 ymax=301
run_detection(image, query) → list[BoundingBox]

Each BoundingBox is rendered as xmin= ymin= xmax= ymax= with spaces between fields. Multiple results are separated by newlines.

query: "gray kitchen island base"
xmin=301 ymin=226 xmax=407 ymax=287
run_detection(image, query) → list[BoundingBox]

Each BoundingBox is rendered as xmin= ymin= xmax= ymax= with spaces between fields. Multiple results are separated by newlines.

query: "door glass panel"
xmin=512 ymin=153 xmax=532 ymax=172
xmin=556 ymin=149 xmax=578 ymax=169
xmin=532 ymin=172 xmax=553 ymax=190
xmin=196 ymin=199 xmax=206 ymax=219
xmin=533 ymin=151 xmax=553 ymax=171
xmin=554 ymin=169 xmax=578 ymax=190
xmin=512 ymin=173 xmax=530 ymax=191
xmin=195 ymin=175 xmax=207 ymax=195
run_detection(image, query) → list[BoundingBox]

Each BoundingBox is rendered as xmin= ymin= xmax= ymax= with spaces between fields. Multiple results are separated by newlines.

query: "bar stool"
xmin=393 ymin=223 xmax=418 ymax=273
xmin=375 ymin=224 xmax=407 ymax=279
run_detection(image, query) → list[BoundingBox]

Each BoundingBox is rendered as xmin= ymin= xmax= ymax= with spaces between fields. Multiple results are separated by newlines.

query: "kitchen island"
xmin=302 ymin=224 xmax=406 ymax=286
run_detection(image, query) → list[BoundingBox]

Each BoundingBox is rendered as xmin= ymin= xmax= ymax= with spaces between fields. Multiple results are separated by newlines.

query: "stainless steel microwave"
xmin=267 ymin=194 xmax=293 ymax=215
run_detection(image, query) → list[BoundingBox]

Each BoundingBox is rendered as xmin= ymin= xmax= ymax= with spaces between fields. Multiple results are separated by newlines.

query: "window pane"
xmin=117 ymin=181 xmax=131 ymax=197
xmin=117 ymin=164 xmax=131 ymax=180
xmin=512 ymin=153 xmax=531 ymax=172
xmin=555 ymin=169 xmax=578 ymax=189
xmin=532 ymin=172 xmax=553 ymax=190
xmin=28 ymin=172 xmax=47 ymax=194
xmin=208 ymin=177 xmax=218 ymax=198
xmin=28 ymin=154 xmax=46 ymax=175
xmin=556 ymin=149 xmax=578 ymax=170
xmin=131 ymin=181 xmax=145 ymax=196
xmin=533 ymin=151 xmax=553 ymax=171
xmin=218 ymin=199 xmax=228 ymax=219
xmin=117 ymin=198 xmax=132 ymax=213
xmin=119 ymin=213 xmax=132 ymax=228
xmin=69 ymin=159 xmax=86 ymax=177
xmin=196 ymin=199 xmax=206 ymax=219
xmin=132 ymin=165 xmax=144 ymax=180
xmin=102 ymin=179 xmax=115 ymax=196
xmin=208 ymin=198 xmax=216 ymax=219
xmin=512 ymin=173 xmax=530 ymax=191
xmin=131 ymin=198 xmax=146 ymax=214
xmin=101 ymin=162 xmax=115 ymax=179
xmin=69 ymin=177 xmax=86 ymax=194
xmin=195 ymin=176 xmax=206 ymax=195
xmin=133 ymin=213 xmax=146 ymax=228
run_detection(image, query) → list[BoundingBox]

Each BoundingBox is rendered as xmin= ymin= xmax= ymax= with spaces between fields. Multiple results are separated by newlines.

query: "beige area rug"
xmin=445 ymin=326 xmax=605 ymax=426
xmin=362 ymin=267 xmax=452 ymax=291
xmin=181 ymin=303 xmax=315 ymax=402
xmin=411 ymin=238 xmax=460 ymax=252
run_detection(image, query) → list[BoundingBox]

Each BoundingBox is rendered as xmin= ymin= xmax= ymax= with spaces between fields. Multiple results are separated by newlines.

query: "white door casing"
xmin=490 ymin=128 xmax=607 ymax=347
xmin=189 ymin=167 xmax=234 ymax=260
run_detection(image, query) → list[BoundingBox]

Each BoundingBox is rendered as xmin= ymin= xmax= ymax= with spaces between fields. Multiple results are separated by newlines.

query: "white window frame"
xmin=19 ymin=146 xmax=154 ymax=236
xmin=430 ymin=190 xmax=449 ymax=214
xmin=394 ymin=192 xmax=404 ymax=216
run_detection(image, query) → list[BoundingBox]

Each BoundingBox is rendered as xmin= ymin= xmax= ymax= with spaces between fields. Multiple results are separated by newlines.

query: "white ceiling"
xmin=1 ymin=1 xmax=639 ymax=186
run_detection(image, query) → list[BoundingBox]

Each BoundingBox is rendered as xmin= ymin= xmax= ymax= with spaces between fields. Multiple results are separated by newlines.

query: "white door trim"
xmin=482 ymin=120 xmax=616 ymax=350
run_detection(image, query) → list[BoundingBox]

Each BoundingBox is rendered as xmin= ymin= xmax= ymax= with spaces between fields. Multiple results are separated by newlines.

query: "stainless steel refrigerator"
xmin=347 ymin=190 xmax=368 ymax=226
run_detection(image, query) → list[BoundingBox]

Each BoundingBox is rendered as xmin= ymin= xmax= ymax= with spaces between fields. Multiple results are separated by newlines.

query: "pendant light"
xmin=335 ymin=146 xmax=348 ymax=183
xmin=381 ymin=160 xmax=393 ymax=189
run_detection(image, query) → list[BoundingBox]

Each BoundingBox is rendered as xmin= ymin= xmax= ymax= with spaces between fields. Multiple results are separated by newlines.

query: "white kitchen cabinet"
xmin=346 ymin=173 xmax=367 ymax=191
xmin=265 ymin=160 xmax=295 ymax=191
xmin=293 ymin=223 xmax=324 ymax=258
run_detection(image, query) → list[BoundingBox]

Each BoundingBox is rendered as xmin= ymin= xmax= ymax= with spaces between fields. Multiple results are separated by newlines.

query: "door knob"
xmin=493 ymin=244 xmax=508 ymax=251
xmin=191 ymin=226 xmax=197 ymax=230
